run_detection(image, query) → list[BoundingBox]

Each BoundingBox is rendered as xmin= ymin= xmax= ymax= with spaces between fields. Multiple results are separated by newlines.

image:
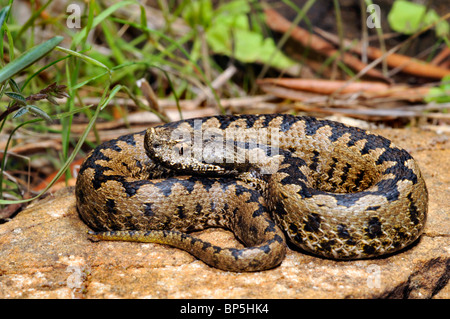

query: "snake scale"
xmin=75 ymin=114 xmax=428 ymax=272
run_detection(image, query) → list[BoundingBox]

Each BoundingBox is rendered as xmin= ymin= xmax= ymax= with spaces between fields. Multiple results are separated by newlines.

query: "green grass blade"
xmin=21 ymin=54 xmax=72 ymax=90
xmin=0 ymin=5 xmax=10 ymax=29
xmin=0 ymin=36 xmax=64 ymax=84
xmin=55 ymin=46 xmax=110 ymax=71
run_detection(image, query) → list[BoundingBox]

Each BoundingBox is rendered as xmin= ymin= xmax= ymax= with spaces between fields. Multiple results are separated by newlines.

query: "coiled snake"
xmin=75 ymin=114 xmax=427 ymax=271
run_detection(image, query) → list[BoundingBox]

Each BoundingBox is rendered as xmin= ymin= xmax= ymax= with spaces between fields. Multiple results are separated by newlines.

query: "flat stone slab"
xmin=0 ymin=127 xmax=448 ymax=298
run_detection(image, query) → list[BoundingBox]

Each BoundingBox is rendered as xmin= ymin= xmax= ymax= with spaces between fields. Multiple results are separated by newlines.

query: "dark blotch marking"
xmin=121 ymin=161 xmax=130 ymax=171
xmin=81 ymin=145 xmax=114 ymax=190
xmin=289 ymin=223 xmax=298 ymax=234
xmin=153 ymin=178 xmax=181 ymax=196
xmin=296 ymin=187 xmax=313 ymax=199
xmin=337 ymin=224 xmax=351 ymax=239
xmin=188 ymin=236 xmax=200 ymax=246
xmin=279 ymin=115 xmax=299 ymax=133
xmin=144 ymin=203 xmax=154 ymax=217
xmin=231 ymin=248 xmax=243 ymax=260
xmin=234 ymin=183 xmax=251 ymax=197
xmin=394 ymin=227 xmax=408 ymax=241
xmin=360 ymin=134 xmax=392 ymax=156
xmin=202 ymin=242 xmax=212 ymax=250
xmin=91 ymin=167 xmax=114 ymax=190
xmin=345 ymin=127 xmax=369 ymax=146
xmin=274 ymin=234 xmax=284 ymax=243
xmin=218 ymin=118 xmax=233 ymax=130
xmin=393 ymin=241 xmax=402 ymax=248
xmin=339 ymin=163 xmax=351 ymax=186
xmin=326 ymin=157 xmax=338 ymax=180
xmin=304 ymin=213 xmax=321 ymax=232
xmin=135 ymin=159 xmax=143 ymax=169
xmin=257 ymin=244 xmax=271 ymax=254
xmin=279 ymin=154 xmax=309 ymax=187
xmin=195 ymin=203 xmax=203 ymax=213
xmin=216 ymin=114 xmax=259 ymax=130
xmin=363 ymin=245 xmax=376 ymax=255
xmin=76 ymin=187 xmax=85 ymax=205
xmin=259 ymin=115 xmax=273 ymax=128
xmin=264 ymin=222 xmax=277 ymax=234
xmin=178 ymin=177 xmax=201 ymax=193
xmin=366 ymin=217 xmax=383 ymax=238
xmin=273 ymin=202 xmax=288 ymax=216
xmin=122 ymin=180 xmax=149 ymax=197
xmin=328 ymin=125 xmax=346 ymax=142
xmin=252 ymin=204 xmax=266 ymax=218
xmin=105 ymin=199 xmax=117 ymax=215
xmin=177 ymin=205 xmax=185 ymax=218
xmin=293 ymin=233 xmax=303 ymax=244
xmin=303 ymin=117 xmax=324 ymax=136
xmin=117 ymin=131 xmax=143 ymax=146
xmin=376 ymin=179 xmax=400 ymax=201
xmin=377 ymin=158 xmax=417 ymax=184
xmin=354 ymin=170 xmax=366 ymax=188
xmin=346 ymin=239 xmax=357 ymax=246
xmin=407 ymin=193 xmax=420 ymax=225
xmin=320 ymin=240 xmax=335 ymax=252
xmin=309 ymin=150 xmax=320 ymax=171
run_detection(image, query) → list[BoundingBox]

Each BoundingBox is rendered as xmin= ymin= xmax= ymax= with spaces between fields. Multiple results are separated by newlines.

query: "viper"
xmin=75 ymin=114 xmax=428 ymax=272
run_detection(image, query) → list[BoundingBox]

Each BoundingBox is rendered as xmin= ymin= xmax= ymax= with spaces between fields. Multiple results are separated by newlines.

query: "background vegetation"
xmin=0 ymin=0 xmax=448 ymax=214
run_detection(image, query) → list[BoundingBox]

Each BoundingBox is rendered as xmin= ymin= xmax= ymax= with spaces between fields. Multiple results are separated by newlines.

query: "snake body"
xmin=75 ymin=114 xmax=428 ymax=271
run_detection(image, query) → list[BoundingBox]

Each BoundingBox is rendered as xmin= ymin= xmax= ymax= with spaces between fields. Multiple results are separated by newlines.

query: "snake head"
xmin=144 ymin=124 xmax=283 ymax=177
xmin=144 ymin=126 xmax=228 ymax=174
